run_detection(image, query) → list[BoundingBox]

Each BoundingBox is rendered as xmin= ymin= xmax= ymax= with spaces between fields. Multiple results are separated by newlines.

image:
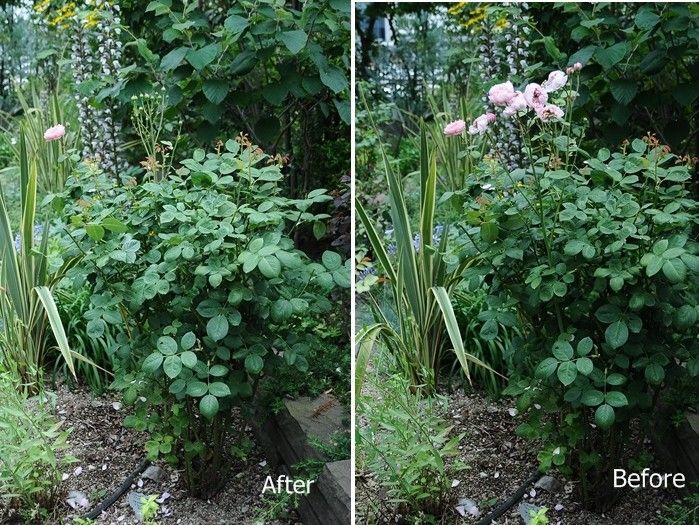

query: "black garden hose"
xmin=473 ymin=469 xmax=543 ymax=525
xmin=82 ymin=458 xmax=151 ymax=519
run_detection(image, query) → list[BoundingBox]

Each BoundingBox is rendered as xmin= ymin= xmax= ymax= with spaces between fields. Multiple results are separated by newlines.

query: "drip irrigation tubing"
xmin=473 ymin=469 xmax=543 ymax=525
xmin=82 ymin=458 xmax=151 ymax=519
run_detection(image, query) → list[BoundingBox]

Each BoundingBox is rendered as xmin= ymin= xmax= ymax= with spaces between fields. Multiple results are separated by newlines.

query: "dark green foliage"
xmin=115 ymin=0 xmax=350 ymax=192
xmin=531 ymin=3 xmax=699 ymax=156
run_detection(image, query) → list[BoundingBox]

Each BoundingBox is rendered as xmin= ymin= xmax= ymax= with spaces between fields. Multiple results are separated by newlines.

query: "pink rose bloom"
xmin=488 ymin=81 xmax=515 ymax=106
xmin=44 ymin=124 xmax=65 ymax=142
xmin=503 ymin=91 xmax=528 ymax=117
xmin=541 ymin=70 xmax=568 ymax=93
xmin=523 ymin=83 xmax=548 ymax=109
xmin=443 ymin=119 xmax=466 ymax=136
xmin=566 ymin=62 xmax=584 ymax=75
xmin=468 ymin=113 xmax=496 ymax=135
xmin=536 ymin=104 xmax=565 ymax=121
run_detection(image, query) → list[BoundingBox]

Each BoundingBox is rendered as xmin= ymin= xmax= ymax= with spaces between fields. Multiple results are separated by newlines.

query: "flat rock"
xmin=535 ymin=475 xmax=562 ymax=493
xmin=66 ymin=490 xmax=90 ymax=510
xmin=142 ymin=465 xmax=164 ymax=482
xmin=127 ymin=491 xmax=146 ymax=521
xmin=519 ymin=502 xmax=543 ymax=525
xmin=455 ymin=498 xmax=480 ymax=517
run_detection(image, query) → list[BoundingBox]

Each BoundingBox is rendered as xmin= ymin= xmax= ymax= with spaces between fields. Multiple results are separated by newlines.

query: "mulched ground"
xmin=356 ymin=388 xmax=681 ymax=525
xmin=13 ymin=386 xmax=300 ymax=525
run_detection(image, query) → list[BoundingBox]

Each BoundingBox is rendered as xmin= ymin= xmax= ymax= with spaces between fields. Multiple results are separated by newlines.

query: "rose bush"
xmin=50 ymin=137 xmax=349 ymax=497
xmin=447 ymin=65 xmax=699 ymax=509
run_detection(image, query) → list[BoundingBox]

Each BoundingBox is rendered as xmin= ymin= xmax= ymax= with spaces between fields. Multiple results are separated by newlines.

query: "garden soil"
xmin=49 ymin=386 xmax=299 ymax=525
xmin=356 ymin=388 xmax=679 ymax=524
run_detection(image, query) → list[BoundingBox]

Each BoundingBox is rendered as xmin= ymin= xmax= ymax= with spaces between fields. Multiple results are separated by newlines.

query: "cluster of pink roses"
xmin=443 ymin=62 xmax=583 ymax=137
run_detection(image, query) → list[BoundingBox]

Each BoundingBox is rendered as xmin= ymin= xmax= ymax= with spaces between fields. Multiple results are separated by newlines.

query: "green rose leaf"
xmin=605 ymin=391 xmax=628 ymax=408
xmin=576 ymin=337 xmax=593 ymax=356
xmin=199 ymin=394 xmax=219 ymax=419
xmin=181 ymin=332 xmax=196 ymax=351
xmin=595 ymin=304 xmax=621 ymax=323
xmin=157 ymin=336 xmax=178 ymax=355
xmin=576 ymin=357 xmax=594 ymax=375
xmin=271 ymin=299 xmax=293 ymax=323
xmin=552 ymin=340 xmax=574 ymax=361
xmin=209 ymin=364 xmax=228 ymax=377
xmin=535 ymin=357 xmax=558 ymax=379
xmin=163 ymin=355 xmax=182 ymax=378
xmin=180 ymin=351 xmax=197 ymax=368
xmin=245 ymin=354 xmax=264 ymax=375
xmin=169 ymin=378 xmax=186 ymax=394
xmin=322 ymin=251 xmax=342 ymax=271
xmin=605 ymin=320 xmax=628 ymax=349
xmin=595 ymin=404 xmax=615 ymax=428
xmin=581 ymin=389 xmax=604 ymax=406
xmin=258 ymin=256 xmax=281 ymax=278
xmin=480 ymin=319 xmax=499 ymax=342
xmin=142 ymin=352 xmax=163 ymax=373
xmin=186 ymin=380 xmax=208 ymax=397
xmin=209 ymin=382 xmax=231 ymax=397
xmin=557 ymin=361 xmax=578 ymax=386
xmin=606 ymin=373 xmax=626 ymax=386
xmin=207 ymin=315 xmax=229 ymax=342
xmin=662 ymin=258 xmax=686 ymax=283
xmin=645 ymin=363 xmax=665 ymax=385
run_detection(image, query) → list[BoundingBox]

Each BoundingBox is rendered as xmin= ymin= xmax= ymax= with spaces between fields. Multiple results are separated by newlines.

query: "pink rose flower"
xmin=44 ymin=124 xmax=65 ymax=142
xmin=503 ymin=91 xmax=528 ymax=117
xmin=468 ymin=113 xmax=496 ymax=135
xmin=541 ymin=70 xmax=568 ymax=93
xmin=566 ymin=62 xmax=584 ymax=75
xmin=535 ymin=104 xmax=565 ymax=121
xmin=488 ymin=81 xmax=515 ymax=106
xmin=443 ymin=119 xmax=466 ymax=136
xmin=523 ymin=83 xmax=548 ymax=109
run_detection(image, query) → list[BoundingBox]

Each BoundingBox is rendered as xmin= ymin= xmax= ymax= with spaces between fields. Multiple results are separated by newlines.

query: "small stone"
xmin=127 ymin=492 xmax=146 ymax=521
xmin=142 ymin=465 xmax=164 ymax=482
xmin=519 ymin=502 xmax=543 ymax=525
xmin=451 ymin=479 xmax=461 ymax=488
xmin=535 ymin=475 xmax=562 ymax=493
xmin=73 ymin=466 xmax=83 ymax=476
xmin=112 ymin=401 xmax=122 ymax=410
xmin=455 ymin=498 xmax=480 ymax=517
xmin=66 ymin=490 xmax=90 ymax=510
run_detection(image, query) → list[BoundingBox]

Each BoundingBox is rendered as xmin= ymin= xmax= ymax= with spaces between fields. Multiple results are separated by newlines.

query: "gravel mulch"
xmin=357 ymin=388 xmax=681 ymax=525
xmin=11 ymin=386 xmax=299 ymax=525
